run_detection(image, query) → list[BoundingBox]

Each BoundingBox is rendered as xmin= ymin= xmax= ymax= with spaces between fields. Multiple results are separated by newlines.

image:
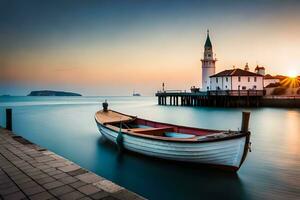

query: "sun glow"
xmin=287 ymin=70 xmax=298 ymax=78
xmin=281 ymin=71 xmax=300 ymax=88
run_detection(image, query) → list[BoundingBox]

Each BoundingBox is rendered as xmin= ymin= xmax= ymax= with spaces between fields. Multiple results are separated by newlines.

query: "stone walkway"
xmin=0 ymin=128 xmax=145 ymax=200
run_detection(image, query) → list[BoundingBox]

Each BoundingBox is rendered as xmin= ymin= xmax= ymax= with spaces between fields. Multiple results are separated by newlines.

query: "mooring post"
xmin=6 ymin=108 xmax=12 ymax=131
xmin=241 ymin=112 xmax=250 ymax=133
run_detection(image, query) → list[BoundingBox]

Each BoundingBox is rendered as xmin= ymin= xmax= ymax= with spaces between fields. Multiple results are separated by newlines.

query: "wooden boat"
xmin=95 ymin=104 xmax=251 ymax=172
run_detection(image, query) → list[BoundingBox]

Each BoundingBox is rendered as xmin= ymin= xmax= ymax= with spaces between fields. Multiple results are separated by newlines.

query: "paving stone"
xmin=0 ymin=181 xmax=16 ymax=189
xmin=0 ymin=176 xmax=12 ymax=185
xmin=29 ymin=191 xmax=54 ymax=200
xmin=3 ymin=191 xmax=26 ymax=200
xmin=47 ymin=161 xmax=67 ymax=168
xmin=42 ymin=150 xmax=54 ymax=155
xmin=36 ymin=165 xmax=52 ymax=170
xmin=22 ymin=167 xmax=38 ymax=174
xmin=27 ymin=171 xmax=44 ymax=177
xmin=36 ymin=156 xmax=55 ymax=163
xmin=0 ymin=185 xmax=20 ymax=195
xmin=3 ymin=167 xmax=19 ymax=174
xmin=49 ymin=185 xmax=74 ymax=197
xmin=22 ymin=185 xmax=45 ymax=195
xmin=52 ymin=172 xmax=69 ymax=180
xmin=47 ymin=170 xmax=64 ymax=176
xmin=36 ymin=176 xmax=56 ymax=185
xmin=79 ymin=197 xmax=93 ymax=200
xmin=14 ymin=177 xmax=32 ymax=184
xmin=10 ymin=173 xmax=28 ymax=181
xmin=59 ymin=176 xmax=78 ymax=184
xmin=101 ymin=196 xmax=119 ymax=200
xmin=93 ymin=180 xmax=123 ymax=193
xmin=112 ymin=189 xmax=144 ymax=200
xmin=42 ymin=167 xmax=57 ymax=173
xmin=6 ymin=169 xmax=22 ymax=176
xmin=58 ymin=165 xmax=80 ymax=173
xmin=76 ymin=173 xmax=104 ymax=184
xmin=31 ymin=173 xmax=49 ymax=180
xmin=18 ymin=181 xmax=39 ymax=190
xmin=16 ymin=162 xmax=31 ymax=168
xmin=43 ymin=181 xmax=65 ymax=190
xmin=59 ymin=190 xmax=85 ymax=200
xmin=69 ymin=181 xmax=87 ymax=189
xmin=67 ymin=169 xmax=88 ymax=177
xmin=90 ymin=191 xmax=110 ymax=200
xmin=77 ymin=185 xmax=101 ymax=195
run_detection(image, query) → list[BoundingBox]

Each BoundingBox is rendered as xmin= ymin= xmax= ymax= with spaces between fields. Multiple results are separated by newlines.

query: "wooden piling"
xmin=6 ymin=108 xmax=12 ymax=131
xmin=241 ymin=112 xmax=250 ymax=133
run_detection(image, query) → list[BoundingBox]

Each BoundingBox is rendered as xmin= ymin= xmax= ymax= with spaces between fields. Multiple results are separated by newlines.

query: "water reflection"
xmin=96 ymin=136 xmax=250 ymax=200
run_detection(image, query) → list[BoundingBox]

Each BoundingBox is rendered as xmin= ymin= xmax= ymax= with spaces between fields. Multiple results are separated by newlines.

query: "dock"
xmin=156 ymin=90 xmax=264 ymax=107
xmin=0 ymin=127 xmax=145 ymax=200
xmin=156 ymin=90 xmax=300 ymax=107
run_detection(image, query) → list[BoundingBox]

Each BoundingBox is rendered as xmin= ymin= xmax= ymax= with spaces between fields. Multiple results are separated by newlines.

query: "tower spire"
xmin=204 ymin=29 xmax=212 ymax=48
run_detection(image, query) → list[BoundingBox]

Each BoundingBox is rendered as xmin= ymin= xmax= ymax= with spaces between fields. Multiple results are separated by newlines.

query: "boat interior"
xmin=95 ymin=110 xmax=241 ymax=141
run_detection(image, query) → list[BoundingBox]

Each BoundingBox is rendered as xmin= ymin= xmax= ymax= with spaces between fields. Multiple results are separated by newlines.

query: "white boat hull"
xmin=96 ymin=123 xmax=249 ymax=170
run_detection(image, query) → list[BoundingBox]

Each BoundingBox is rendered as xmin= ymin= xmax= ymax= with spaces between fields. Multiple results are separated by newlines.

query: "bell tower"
xmin=201 ymin=30 xmax=216 ymax=91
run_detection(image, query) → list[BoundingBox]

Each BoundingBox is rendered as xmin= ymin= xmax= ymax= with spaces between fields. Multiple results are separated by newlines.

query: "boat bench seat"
xmin=129 ymin=127 xmax=174 ymax=136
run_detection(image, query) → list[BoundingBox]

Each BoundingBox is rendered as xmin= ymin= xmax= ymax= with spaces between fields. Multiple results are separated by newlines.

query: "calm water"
xmin=0 ymin=96 xmax=300 ymax=200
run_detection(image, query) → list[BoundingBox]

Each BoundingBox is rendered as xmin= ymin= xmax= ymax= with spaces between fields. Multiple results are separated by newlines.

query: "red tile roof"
xmin=264 ymin=74 xmax=280 ymax=80
xmin=210 ymin=68 xmax=263 ymax=77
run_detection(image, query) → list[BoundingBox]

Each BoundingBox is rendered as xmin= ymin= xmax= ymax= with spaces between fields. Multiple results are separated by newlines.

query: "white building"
xmin=201 ymin=30 xmax=216 ymax=91
xmin=264 ymin=74 xmax=280 ymax=87
xmin=210 ymin=68 xmax=264 ymax=91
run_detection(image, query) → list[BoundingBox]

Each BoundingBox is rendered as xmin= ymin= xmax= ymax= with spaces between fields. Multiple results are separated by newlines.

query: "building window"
xmin=242 ymin=86 xmax=246 ymax=90
xmin=253 ymin=85 xmax=257 ymax=89
xmin=254 ymin=77 xmax=257 ymax=82
xmin=216 ymin=78 xmax=218 ymax=83
xmin=226 ymin=77 xmax=228 ymax=82
xmin=238 ymin=76 xmax=241 ymax=82
xmin=208 ymin=54 xmax=211 ymax=57
xmin=248 ymin=77 xmax=250 ymax=82
xmin=225 ymin=86 xmax=227 ymax=89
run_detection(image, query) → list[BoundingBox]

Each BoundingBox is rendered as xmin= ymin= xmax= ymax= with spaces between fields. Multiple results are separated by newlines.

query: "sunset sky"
xmin=1 ymin=0 xmax=300 ymax=96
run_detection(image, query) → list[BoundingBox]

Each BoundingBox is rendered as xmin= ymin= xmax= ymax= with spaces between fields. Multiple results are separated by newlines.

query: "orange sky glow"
xmin=1 ymin=1 xmax=300 ymax=95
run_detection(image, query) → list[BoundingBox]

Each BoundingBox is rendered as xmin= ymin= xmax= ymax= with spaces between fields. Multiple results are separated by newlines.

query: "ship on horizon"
xmin=133 ymin=90 xmax=141 ymax=96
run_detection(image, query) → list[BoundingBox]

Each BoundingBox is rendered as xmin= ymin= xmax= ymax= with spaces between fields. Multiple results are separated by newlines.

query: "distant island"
xmin=28 ymin=90 xmax=82 ymax=96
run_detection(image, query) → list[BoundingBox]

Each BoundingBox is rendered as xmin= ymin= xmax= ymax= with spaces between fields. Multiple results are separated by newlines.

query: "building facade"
xmin=210 ymin=68 xmax=264 ymax=91
xmin=201 ymin=30 xmax=216 ymax=91
xmin=263 ymin=74 xmax=280 ymax=87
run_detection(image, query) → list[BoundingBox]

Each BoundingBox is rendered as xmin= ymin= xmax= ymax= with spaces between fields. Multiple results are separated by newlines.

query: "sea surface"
xmin=0 ymin=96 xmax=300 ymax=200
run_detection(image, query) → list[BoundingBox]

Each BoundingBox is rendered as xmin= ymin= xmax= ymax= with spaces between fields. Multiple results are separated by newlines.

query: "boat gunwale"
xmin=94 ymin=110 xmax=250 ymax=144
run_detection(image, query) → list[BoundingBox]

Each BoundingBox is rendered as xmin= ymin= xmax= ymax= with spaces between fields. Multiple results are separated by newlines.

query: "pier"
xmin=156 ymin=90 xmax=300 ymax=108
xmin=0 ymin=110 xmax=144 ymax=200
xmin=156 ymin=90 xmax=264 ymax=107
